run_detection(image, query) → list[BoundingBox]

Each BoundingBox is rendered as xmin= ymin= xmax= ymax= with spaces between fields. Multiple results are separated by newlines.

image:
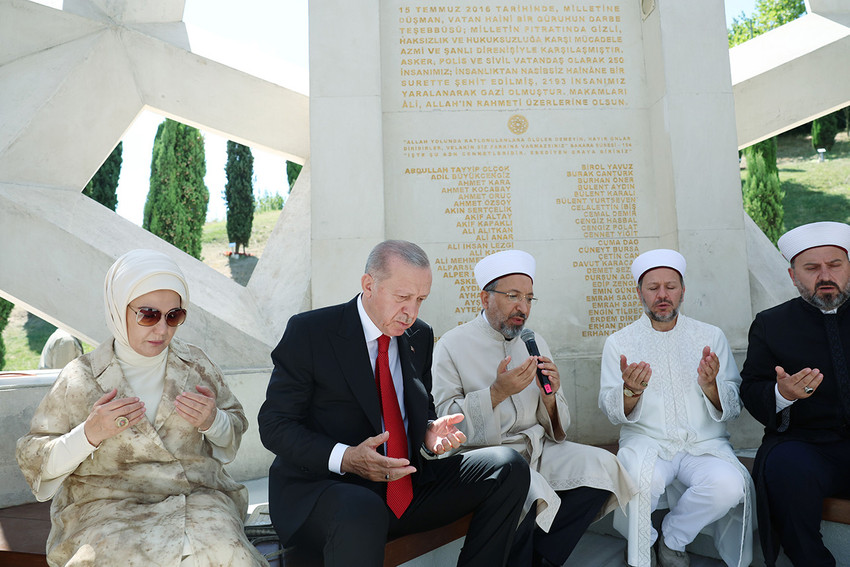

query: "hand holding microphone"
xmin=520 ymin=328 xmax=554 ymax=395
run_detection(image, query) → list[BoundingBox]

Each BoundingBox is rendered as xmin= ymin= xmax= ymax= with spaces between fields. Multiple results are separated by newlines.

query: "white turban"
xmin=777 ymin=221 xmax=850 ymax=262
xmin=474 ymin=250 xmax=536 ymax=289
xmin=103 ymin=249 xmax=189 ymax=351
xmin=630 ymin=249 xmax=687 ymax=284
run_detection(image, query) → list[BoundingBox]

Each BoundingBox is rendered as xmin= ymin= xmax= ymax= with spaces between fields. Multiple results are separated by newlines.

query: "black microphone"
xmin=520 ymin=328 xmax=553 ymax=395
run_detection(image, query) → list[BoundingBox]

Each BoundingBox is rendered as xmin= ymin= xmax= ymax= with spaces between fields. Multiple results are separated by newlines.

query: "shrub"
xmin=812 ymin=111 xmax=840 ymax=152
xmin=0 ymin=298 xmax=14 ymax=370
xmin=743 ymin=149 xmax=784 ymax=244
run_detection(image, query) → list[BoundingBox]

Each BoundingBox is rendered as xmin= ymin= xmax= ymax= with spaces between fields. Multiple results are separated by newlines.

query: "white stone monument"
xmin=1 ymin=0 xmax=849 ymax=509
xmin=310 ymin=0 xmax=756 ymax=444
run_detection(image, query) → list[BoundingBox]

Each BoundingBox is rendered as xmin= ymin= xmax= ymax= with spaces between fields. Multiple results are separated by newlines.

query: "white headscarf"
xmin=104 ymin=249 xmax=189 ymax=362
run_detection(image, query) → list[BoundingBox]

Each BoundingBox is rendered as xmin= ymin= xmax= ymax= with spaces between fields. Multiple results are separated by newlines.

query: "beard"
xmin=641 ymin=297 xmax=680 ymax=323
xmin=498 ymin=311 xmax=527 ymax=339
xmin=794 ymin=278 xmax=850 ymax=311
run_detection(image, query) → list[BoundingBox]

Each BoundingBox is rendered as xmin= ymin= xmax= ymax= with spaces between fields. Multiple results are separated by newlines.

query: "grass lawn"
xmin=1 ymin=209 xmax=282 ymax=371
xmin=2 ymin=311 xmax=60 ymax=371
xmin=774 ymin=131 xmax=850 ymax=230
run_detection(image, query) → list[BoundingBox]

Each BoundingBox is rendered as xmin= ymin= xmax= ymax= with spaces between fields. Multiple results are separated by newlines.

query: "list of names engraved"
xmin=395 ymin=2 xmax=629 ymax=110
xmin=556 ymin=154 xmax=642 ymax=336
xmin=404 ymin=163 xmax=514 ymax=325
xmin=399 ymin=134 xmax=641 ymax=330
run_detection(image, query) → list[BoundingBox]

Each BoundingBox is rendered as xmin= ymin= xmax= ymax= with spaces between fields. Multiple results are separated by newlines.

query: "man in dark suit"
xmin=741 ymin=221 xmax=850 ymax=567
xmin=258 ymin=240 xmax=530 ymax=567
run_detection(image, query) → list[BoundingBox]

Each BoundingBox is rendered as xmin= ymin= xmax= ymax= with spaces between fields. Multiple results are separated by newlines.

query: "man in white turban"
xmin=741 ymin=221 xmax=850 ymax=567
xmin=433 ymin=250 xmax=635 ymax=567
xmin=599 ymin=249 xmax=752 ymax=567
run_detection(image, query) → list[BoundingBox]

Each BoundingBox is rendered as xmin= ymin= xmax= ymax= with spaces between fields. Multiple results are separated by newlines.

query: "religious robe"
xmin=599 ymin=314 xmax=753 ymax=567
xmin=16 ymin=339 xmax=268 ymax=567
xmin=433 ymin=314 xmax=635 ymax=531
xmin=740 ymin=297 xmax=850 ymax=566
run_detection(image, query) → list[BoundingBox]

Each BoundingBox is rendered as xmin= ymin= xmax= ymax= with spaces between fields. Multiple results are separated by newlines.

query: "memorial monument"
xmin=311 ymin=0 xmax=757 ymax=444
xmin=1 ymin=0 xmax=849 ymax=510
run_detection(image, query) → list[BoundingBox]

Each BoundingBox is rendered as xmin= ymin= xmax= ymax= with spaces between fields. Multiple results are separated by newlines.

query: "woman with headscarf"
xmin=16 ymin=249 xmax=268 ymax=566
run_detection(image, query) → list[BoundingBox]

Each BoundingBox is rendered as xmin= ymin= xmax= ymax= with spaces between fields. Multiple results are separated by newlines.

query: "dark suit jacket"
xmin=741 ymin=296 xmax=850 ymax=442
xmin=258 ymin=296 xmax=437 ymax=545
xmin=740 ymin=296 xmax=850 ymax=566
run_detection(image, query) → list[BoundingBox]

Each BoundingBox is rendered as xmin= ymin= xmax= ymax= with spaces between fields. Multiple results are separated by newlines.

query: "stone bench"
xmin=4 ymin=451 xmax=849 ymax=566
xmin=0 ymin=499 xmax=471 ymax=567
xmin=0 ymin=501 xmax=50 ymax=567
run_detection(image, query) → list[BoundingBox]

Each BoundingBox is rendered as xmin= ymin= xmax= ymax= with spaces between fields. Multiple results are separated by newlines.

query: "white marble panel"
xmin=309 ymin=0 xmax=382 ymax=98
xmin=311 ymin=96 xmax=386 ymax=242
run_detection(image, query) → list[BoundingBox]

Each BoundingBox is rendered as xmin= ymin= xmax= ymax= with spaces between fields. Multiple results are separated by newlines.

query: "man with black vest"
xmin=742 ymin=221 xmax=850 ymax=567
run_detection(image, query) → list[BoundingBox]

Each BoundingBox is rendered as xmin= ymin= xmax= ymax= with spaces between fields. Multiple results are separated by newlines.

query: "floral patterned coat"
xmin=16 ymin=339 xmax=268 ymax=567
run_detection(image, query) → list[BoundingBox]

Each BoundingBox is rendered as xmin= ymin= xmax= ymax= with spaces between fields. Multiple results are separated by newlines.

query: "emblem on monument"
xmin=507 ymin=115 xmax=529 ymax=135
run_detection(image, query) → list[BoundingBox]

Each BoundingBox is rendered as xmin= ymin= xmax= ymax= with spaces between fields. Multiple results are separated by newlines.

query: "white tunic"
xmin=599 ymin=314 xmax=753 ymax=567
xmin=433 ymin=314 xmax=636 ymax=531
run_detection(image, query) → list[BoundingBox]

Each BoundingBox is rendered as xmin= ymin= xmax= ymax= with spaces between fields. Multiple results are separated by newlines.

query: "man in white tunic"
xmin=599 ymin=249 xmax=753 ymax=567
xmin=433 ymin=250 xmax=635 ymax=567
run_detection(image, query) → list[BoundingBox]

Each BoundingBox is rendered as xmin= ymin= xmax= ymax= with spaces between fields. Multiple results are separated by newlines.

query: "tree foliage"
xmin=811 ymin=110 xmax=840 ymax=151
xmin=286 ymin=161 xmax=302 ymax=191
xmin=0 ymin=297 xmax=14 ymax=370
xmin=728 ymin=0 xmax=806 ymax=47
xmin=143 ymin=119 xmax=209 ymax=259
xmin=256 ymin=191 xmax=285 ymax=213
xmin=83 ymin=142 xmax=122 ymax=211
xmin=743 ymin=144 xmax=785 ymax=243
xmin=223 ymin=141 xmax=255 ymax=253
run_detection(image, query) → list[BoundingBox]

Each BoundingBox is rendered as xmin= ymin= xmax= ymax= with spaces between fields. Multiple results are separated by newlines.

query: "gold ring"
xmin=640 ymin=381 xmax=648 ymax=387
xmin=115 ymin=416 xmax=129 ymax=428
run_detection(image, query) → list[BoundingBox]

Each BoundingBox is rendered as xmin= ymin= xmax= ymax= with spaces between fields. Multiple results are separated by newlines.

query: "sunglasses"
xmin=128 ymin=306 xmax=187 ymax=327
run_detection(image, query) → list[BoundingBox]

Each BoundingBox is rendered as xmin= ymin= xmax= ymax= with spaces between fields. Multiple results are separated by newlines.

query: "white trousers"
xmin=649 ymin=452 xmax=745 ymax=551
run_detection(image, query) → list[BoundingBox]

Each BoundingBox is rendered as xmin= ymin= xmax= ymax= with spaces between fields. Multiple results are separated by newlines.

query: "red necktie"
xmin=376 ymin=334 xmax=413 ymax=518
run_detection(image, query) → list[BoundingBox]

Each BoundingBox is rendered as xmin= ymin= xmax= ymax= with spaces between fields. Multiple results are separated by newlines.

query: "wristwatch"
xmin=623 ymin=387 xmax=642 ymax=398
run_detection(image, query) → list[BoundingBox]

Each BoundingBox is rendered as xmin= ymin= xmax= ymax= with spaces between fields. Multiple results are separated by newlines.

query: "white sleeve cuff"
xmin=43 ymin=422 xmax=97 ymax=478
xmin=775 ymin=383 xmax=796 ymax=412
xmin=329 ymin=443 xmax=349 ymax=475
xmin=199 ymin=408 xmax=233 ymax=447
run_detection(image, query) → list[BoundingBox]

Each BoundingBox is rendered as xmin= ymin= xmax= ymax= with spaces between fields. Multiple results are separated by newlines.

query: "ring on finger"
xmin=804 ymin=386 xmax=814 ymax=394
xmin=114 ymin=416 xmax=129 ymax=428
xmin=640 ymin=381 xmax=648 ymax=387
xmin=385 ymin=473 xmax=390 ymax=481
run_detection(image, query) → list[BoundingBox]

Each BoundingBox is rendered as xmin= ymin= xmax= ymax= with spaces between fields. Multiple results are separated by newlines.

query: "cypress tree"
xmin=83 ymin=142 xmax=122 ymax=211
xmin=224 ymin=141 xmax=255 ymax=253
xmin=143 ymin=119 xmax=209 ymax=259
xmin=0 ymin=298 xmax=13 ymax=370
xmin=743 ymin=148 xmax=784 ymax=244
xmin=286 ymin=160 xmax=302 ymax=192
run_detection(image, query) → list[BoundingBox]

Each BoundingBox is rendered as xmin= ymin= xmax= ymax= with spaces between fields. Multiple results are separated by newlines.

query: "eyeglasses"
xmin=128 ymin=306 xmax=187 ymax=327
xmin=489 ymin=290 xmax=538 ymax=305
